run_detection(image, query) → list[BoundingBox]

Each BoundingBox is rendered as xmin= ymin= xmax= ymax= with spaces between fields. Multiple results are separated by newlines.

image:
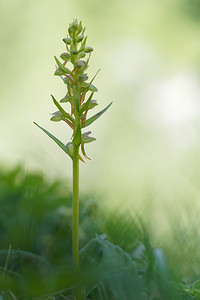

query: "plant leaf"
xmin=79 ymin=92 xmax=94 ymax=115
xmin=73 ymin=85 xmax=81 ymax=112
xmin=79 ymin=36 xmax=87 ymax=52
xmin=73 ymin=123 xmax=81 ymax=146
xmin=33 ymin=122 xmax=72 ymax=159
xmin=90 ymin=69 xmax=101 ymax=84
xmin=152 ymin=248 xmax=177 ymax=298
xmin=2 ymin=244 xmax=12 ymax=278
xmin=54 ymin=68 xmax=66 ymax=76
xmin=80 ymin=235 xmax=143 ymax=300
xmin=82 ymin=102 xmax=112 ymax=128
xmin=193 ymin=280 xmax=200 ymax=291
xmin=54 ymin=56 xmax=71 ymax=74
xmin=51 ymin=95 xmax=74 ymax=124
xmin=0 ymin=249 xmax=49 ymax=266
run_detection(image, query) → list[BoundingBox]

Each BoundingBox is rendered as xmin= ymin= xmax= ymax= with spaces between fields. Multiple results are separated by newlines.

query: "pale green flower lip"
xmin=81 ymin=131 xmax=96 ymax=143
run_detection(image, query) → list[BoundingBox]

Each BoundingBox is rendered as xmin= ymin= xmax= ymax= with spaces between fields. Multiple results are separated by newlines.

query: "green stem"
xmin=72 ymin=144 xmax=80 ymax=269
xmin=73 ymin=144 xmax=82 ymax=300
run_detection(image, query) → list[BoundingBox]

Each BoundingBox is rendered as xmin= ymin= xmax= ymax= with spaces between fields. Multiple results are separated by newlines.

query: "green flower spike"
xmin=34 ymin=19 xmax=112 ymax=161
xmin=34 ymin=19 xmax=112 ymax=299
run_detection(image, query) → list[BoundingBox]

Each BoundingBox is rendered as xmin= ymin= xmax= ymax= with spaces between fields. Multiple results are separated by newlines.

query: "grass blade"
xmin=2 ymin=244 xmax=11 ymax=278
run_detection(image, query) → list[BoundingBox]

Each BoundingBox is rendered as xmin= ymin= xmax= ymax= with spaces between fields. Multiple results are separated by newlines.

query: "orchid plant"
xmin=34 ymin=19 xmax=112 ymax=275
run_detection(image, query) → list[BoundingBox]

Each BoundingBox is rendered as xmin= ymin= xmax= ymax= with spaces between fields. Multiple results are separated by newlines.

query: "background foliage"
xmin=0 ymin=166 xmax=199 ymax=299
xmin=1 ymin=0 xmax=200 ymax=298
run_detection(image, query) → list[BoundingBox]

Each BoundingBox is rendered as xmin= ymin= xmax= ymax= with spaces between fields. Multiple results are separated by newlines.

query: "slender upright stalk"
xmin=72 ymin=144 xmax=80 ymax=269
xmin=72 ymin=144 xmax=82 ymax=300
xmin=34 ymin=19 xmax=112 ymax=299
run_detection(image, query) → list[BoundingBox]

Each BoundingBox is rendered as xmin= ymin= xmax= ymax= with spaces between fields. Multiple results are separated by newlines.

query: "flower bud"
xmin=75 ymin=60 xmax=86 ymax=69
xmin=50 ymin=111 xmax=63 ymax=121
xmin=66 ymin=142 xmax=73 ymax=157
xmin=60 ymin=52 xmax=70 ymax=61
xmin=77 ymin=21 xmax=83 ymax=35
xmin=68 ymin=25 xmax=74 ymax=37
xmin=77 ymin=34 xmax=84 ymax=43
xmin=72 ymin=19 xmax=78 ymax=31
xmin=84 ymin=46 xmax=93 ymax=53
xmin=78 ymin=74 xmax=88 ymax=82
xmin=72 ymin=49 xmax=78 ymax=55
xmin=79 ymin=51 xmax=86 ymax=59
xmin=63 ymin=37 xmax=72 ymax=45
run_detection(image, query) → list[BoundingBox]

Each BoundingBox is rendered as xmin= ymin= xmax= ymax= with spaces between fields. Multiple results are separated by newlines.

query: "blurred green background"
xmin=1 ymin=0 xmax=200 ymax=275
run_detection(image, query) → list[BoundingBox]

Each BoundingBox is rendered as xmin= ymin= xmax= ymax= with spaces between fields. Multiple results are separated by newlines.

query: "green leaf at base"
xmin=33 ymin=122 xmax=72 ymax=159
